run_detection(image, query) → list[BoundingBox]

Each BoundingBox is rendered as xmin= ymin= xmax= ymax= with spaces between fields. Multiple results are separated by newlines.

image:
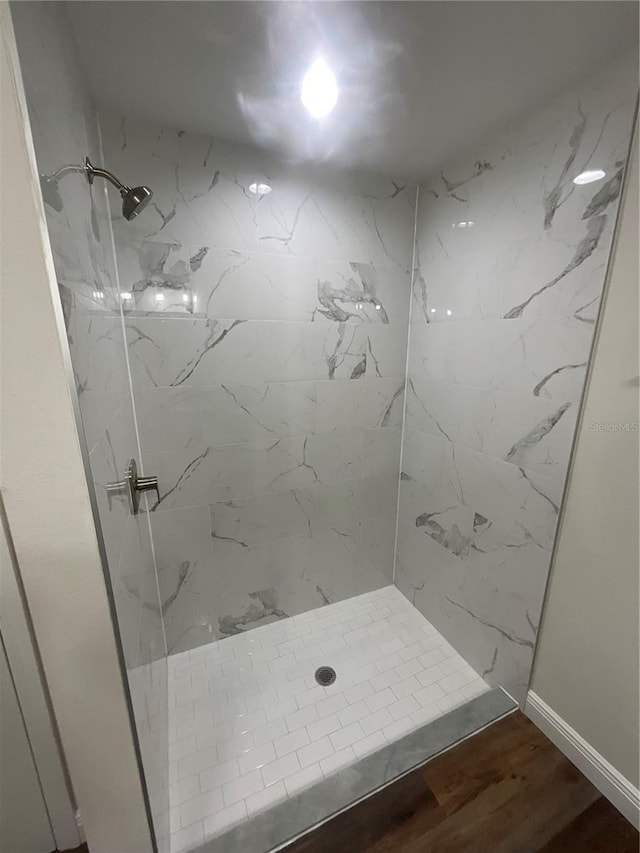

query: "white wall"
xmin=529 ymin=121 xmax=639 ymax=810
xmin=0 ymin=6 xmax=154 ymax=851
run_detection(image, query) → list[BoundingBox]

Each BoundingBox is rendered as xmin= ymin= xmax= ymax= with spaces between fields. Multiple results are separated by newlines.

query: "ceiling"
xmin=67 ymin=1 xmax=638 ymax=179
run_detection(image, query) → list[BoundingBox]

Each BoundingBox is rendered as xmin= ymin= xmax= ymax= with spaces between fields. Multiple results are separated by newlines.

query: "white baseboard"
xmin=525 ymin=691 xmax=639 ymax=830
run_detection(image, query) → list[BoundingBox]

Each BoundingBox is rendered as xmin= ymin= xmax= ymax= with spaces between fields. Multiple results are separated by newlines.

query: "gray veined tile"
xmin=191 ymin=251 xmax=410 ymax=326
xmin=106 ymin=111 xmax=417 ymax=269
xmin=115 ymin=240 xmax=201 ymax=316
xmin=135 ymin=386 xmax=205 ymax=452
xmin=125 ymin=316 xmax=407 ymax=392
xmin=210 ymin=491 xmax=312 ymax=549
xmin=356 ymin=379 xmax=406 ymax=430
xmin=406 ymin=316 xmax=593 ymax=404
xmin=192 ymin=250 xmax=318 ymax=323
xmin=405 ymin=375 xmax=488 ymax=452
xmin=399 ymin=429 xmax=561 ymax=552
xmin=315 ymin=379 xmax=405 ymax=433
xmin=441 ymin=442 xmax=562 ymax=551
xmin=400 ymin=428 xmax=449 ymax=485
xmin=150 ymin=504 xmax=213 ymax=573
xmin=125 ymin=316 xmax=261 ymax=387
xmin=361 ymin=426 xmax=403 ymax=479
xmin=360 ymin=325 xmax=409 ymax=379
xmin=59 ymin=287 xmax=133 ymax=453
xmin=397 ymin=477 xmax=550 ymax=599
xmin=314 ymin=381 xmax=360 ymax=432
xmin=481 ymin=390 xmax=577 ymax=481
xmin=259 ymin=322 xmax=368 ymax=383
xmin=147 ymin=428 xmax=370 ymax=510
xmin=300 ymin=522 xmax=394 ymax=603
xmin=394 ymin=493 xmax=548 ymax=701
xmin=312 ymin=261 xmax=411 ymax=326
xmin=303 ymin=428 xmax=364 ymax=484
xmin=292 ymin=475 xmax=400 ymax=533
xmin=200 ymin=382 xmax=317 ymax=445
xmin=253 ymin=173 xmax=415 ymax=269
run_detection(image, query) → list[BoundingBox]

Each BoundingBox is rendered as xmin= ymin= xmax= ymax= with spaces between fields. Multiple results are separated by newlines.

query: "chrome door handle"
xmin=106 ymin=458 xmax=159 ymax=514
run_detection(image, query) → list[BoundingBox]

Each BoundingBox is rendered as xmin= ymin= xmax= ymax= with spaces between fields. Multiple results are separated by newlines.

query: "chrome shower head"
xmin=39 ymin=157 xmax=153 ymax=222
xmin=84 ymin=157 xmax=153 ymax=221
xmin=39 ymin=174 xmax=64 ymax=212
xmin=121 ymin=185 xmax=153 ymax=221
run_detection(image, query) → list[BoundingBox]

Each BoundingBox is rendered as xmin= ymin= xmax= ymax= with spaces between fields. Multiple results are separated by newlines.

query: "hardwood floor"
xmin=282 ymin=711 xmax=638 ymax=853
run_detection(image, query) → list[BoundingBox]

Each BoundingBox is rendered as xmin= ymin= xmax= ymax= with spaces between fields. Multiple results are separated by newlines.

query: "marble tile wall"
xmin=10 ymin=3 xmax=169 ymax=847
xmin=396 ymin=53 xmax=638 ymax=702
xmin=100 ymin=113 xmax=415 ymax=654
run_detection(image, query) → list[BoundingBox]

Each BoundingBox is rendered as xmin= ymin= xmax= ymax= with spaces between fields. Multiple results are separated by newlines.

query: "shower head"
xmin=84 ymin=157 xmax=153 ymax=221
xmin=38 ymin=157 xmax=153 ymax=221
xmin=121 ymin=185 xmax=153 ymax=221
xmin=39 ymin=174 xmax=64 ymax=212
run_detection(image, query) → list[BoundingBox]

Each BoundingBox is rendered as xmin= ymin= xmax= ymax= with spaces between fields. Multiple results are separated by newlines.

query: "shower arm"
xmin=83 ymin=156 xmax=131 ymax=195
xmin=46 ymin=157 xmax=130 ymax=194
xmin=41 ymin=156 xmax=152 ymax=221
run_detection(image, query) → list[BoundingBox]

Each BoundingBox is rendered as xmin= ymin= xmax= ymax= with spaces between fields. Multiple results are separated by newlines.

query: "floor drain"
xmin=315 ymin=666 xmax=337 ymax=687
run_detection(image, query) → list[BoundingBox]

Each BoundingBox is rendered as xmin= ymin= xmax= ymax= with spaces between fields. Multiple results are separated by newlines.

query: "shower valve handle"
xmin=137 ymin=474 xmax=160 ymax=506
xmin=106 ymin=458 xmax=159 ymax=515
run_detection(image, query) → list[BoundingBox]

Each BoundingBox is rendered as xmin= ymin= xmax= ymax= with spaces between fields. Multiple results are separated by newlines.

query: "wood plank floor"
xmin=282 ymin=711 xmax=638 ymax=853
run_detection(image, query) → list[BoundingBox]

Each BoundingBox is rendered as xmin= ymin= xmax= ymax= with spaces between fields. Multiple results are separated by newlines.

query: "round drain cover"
xmin=315 ymin=666 xmax=337 ymax=687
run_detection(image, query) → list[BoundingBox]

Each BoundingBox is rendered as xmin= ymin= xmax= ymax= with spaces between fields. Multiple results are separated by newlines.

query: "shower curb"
xmin=195 ymin=687 xmax=516 ymax=853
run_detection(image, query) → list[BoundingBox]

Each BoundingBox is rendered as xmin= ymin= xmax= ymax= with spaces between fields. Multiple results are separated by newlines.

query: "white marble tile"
xmin=135 ymin=387 xmax=205 ymax=452
xmin=116 ymin=240 xmax=199 ymax=316
xmin=126 ymin=317 xmax=408 ymax=390
xmin=189 ymin=250 xmax=411 ymax=325
xmin=413 ymin=54 xmax=637 ymax=327
xmin=125 ymin=317 xmax=261 ymax=388
xmin=259 ymin=322 xmax=366 ymax=383
xmin=152 ymin=474 xmax=397 ymax=648
xmin=209 ymin=491 xmax=312 ymax=549
xmin=405 ymin=374 xmax=488 ymax=452
xmin=399 ymin=53 xmax=637 ymax=706
xmin=59 ymin=286 xmax=132 ymax=452
xmin=315 ymin=378 xmax=405 ymax=432
xmin=147 ymin=428 xmax=373 ymax=512
xmin=407 ymin=316 xmax=593 ymax=403
xmin=482 ymin=390 xmax=577 ymax=481
xmin=402 ymin=428 xmax=561 ymax=552
xmin=102 ymin=112 xmax=416 ymax=271
xmin=200 ymin=383 xmax=317 ymax=444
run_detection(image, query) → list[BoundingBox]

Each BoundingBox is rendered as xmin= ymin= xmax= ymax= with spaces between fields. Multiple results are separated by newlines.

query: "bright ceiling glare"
xmin=249 ymin=182 xmax=271 ymax=196
xmin=573 ymin=169 xmax=606 ymax=185
xmin=301 ymin=58 xmax=338 ymax=118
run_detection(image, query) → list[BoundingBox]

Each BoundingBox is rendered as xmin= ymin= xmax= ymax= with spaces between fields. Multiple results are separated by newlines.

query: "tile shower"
xmin=11 ymin=3 xmax=637 ymax=851
xmin=99 ymin=112 xmax=414 ymax=655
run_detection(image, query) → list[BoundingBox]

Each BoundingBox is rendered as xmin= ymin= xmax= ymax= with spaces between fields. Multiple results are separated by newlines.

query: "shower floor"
xmin=167 ymin=586 xmax=489 ymax=853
